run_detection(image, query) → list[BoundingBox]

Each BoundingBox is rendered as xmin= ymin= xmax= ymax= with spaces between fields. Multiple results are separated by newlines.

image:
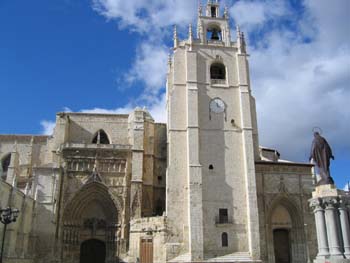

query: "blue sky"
xmin=0 ymin=0 xmax=349 ymax=189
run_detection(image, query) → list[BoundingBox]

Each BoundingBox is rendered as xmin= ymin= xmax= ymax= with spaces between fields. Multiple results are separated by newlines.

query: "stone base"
xmin=314 ymin=258 xmax=350 ymax=263
xmin=168 ymin=252 xmax=261 ymax=263
xmin=312 ymin=184 xmax=340 ymax=198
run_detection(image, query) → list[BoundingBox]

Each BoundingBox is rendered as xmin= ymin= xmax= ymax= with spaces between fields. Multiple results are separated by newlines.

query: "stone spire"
xmin=198 ymin=2 xmax=202 ymax=17
xmin=197 ymin=1 xmax=203 ymax=39
xmin=241 ymin=31 xmax=246 ymax=53
xmin=189 ymin=23 xmax=193 ymax=40
xmin=167 ymin=53 xmax=172 ymax=73
xmin=168 ymin=53 xmax=172 ymax=66
xmin=188 ymin=23 xmax=193 ymax=50
xmin=236 ymin=25 xmax=246 ymax=54
xmin=173 ymin=25 xmax=178 ymax=49
xmin=236 ymin=25 xmax=241 ymax=38
xmin=224 ymin=6 xmax=229 ymax=19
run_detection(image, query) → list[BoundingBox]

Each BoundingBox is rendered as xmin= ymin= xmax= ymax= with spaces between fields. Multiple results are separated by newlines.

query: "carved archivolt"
xmin=61 ymin=181 xmax=120 ymax=262
xmin=63 ymin=181 xmax=121 ymax=223
xmin=266 ymin=195 xmax=303 ymax=227
xmin=265 ymin=195 xmax=307 ymax=262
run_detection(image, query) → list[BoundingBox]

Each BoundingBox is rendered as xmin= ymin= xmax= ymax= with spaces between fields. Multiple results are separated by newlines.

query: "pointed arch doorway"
xmin=80 ymin=239 xmax=106 ymax=263
xmin=273 ymin=229 xmax=290 ymax=263
xmin=267 ymin=198 xmax=307 ymax=263
xmin=62 ymin=182 xmax=120 ymax=263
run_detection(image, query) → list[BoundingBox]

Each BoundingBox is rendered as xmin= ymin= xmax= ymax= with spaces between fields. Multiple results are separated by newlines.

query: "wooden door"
xmin=140 ymin=239 xmax=153 ymax=263
xmin=80 ymin=239 xmax=106 ymax=263
xmin=273 ymin=229 xmax=290 ymax=263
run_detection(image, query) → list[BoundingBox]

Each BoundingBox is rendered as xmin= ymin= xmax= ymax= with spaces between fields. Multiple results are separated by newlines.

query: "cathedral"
xmin=1 ymin=2 xmax=350 ymax=263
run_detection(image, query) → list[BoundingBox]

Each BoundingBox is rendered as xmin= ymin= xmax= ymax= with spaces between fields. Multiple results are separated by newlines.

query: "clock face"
xmin=210 ymin=98 xmax=225 ymax=113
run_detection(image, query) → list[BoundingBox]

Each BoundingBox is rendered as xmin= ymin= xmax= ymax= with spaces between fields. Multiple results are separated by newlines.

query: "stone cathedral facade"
xmin=3 ymin=2 xmax=349 ymax=263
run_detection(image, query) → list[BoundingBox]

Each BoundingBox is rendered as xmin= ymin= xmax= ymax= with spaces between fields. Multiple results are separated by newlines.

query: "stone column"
xmin=339 ymin=198 xmax=350 ymax=258
xmin=310 ymin=198 xmax=330 ymax=258
xmin=324 ymin=197 xmax=344 ymax=258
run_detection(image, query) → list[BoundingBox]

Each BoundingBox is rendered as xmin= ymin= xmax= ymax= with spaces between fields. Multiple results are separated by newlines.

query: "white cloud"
xmin=77 ymin=94 xmax=166 ymax=123
xmin=122 ymin=42 xmax=169 ymax=97
xmin=81 ymin=105 xmax=133 ymax=115
xmin=92 ymin=0 xmax=196 ymax=33
xmin=230 ymin=0 xmax=289 ymax=29
xmin=302 ymin=0 xmax=350 ymax=49
xmin=62 ymin=107 xmax=72 ymax=112
xmin=92 ymin=0 xmax=187 ymax=109
xmin=146 ymin=94 xmax=166 ymax=123
xmin=40 ymin=120 xmax=56 ymax=136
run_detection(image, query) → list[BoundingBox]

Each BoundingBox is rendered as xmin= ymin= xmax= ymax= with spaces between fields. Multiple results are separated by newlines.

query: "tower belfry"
xmin=196 ymin=0 xmax=233 ymax=47
xmin=206 ymin=0 xmax=220 ymax=17
xmin=167 ymin=1 xmax=260 ymax=262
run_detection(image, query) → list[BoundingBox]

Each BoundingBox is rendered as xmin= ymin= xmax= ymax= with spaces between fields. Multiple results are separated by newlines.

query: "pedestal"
xmin=309 ymin=184 xmax=350 ymax=263
xmin=339 ymin=200 xmax=350 ymax=258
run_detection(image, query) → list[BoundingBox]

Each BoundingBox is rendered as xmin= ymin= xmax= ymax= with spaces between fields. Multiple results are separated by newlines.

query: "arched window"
xmin=210 ymin=63 xmax=226 ymax=80
xmin=92 ymin=130 xmax=110 ymax=144
xmin=211 ymin=6 xmax=217 ymax=17
xmin=222 ymin=232 xmax=228 ymax=247
xmin=207 ymin=25 xmax=222 ymax=41
xmin=1 ymin=153 xmax=11 ymax=179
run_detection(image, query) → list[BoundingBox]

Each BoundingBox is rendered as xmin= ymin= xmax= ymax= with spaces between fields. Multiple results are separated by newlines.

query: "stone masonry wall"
xmin=0 ymin=180 xmax=35 ymax=263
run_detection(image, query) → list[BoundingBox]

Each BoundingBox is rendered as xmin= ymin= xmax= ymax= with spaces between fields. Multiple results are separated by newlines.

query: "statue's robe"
xmin=310 ymin=134 xmax=334 ymax=185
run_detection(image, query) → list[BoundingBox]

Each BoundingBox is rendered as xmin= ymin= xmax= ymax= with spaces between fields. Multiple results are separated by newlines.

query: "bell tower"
xmin=166 ymin=1 xmax=261 ymax=261
xmin=197 ymin=0 xmax=231 ymax=46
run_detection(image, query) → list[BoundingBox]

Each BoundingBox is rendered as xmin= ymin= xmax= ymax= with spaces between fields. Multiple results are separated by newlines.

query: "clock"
xmin=210 ymin=98 xmax=225 ymax=113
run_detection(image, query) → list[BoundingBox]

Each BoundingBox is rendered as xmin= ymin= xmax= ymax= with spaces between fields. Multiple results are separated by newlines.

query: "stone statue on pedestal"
xmin=309 ymin=132 xmax=335 ymax=186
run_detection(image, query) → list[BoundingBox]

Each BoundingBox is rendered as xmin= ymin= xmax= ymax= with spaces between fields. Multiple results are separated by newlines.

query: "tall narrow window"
xmin=222 ymin=232 xmax=228 ymax=247
xmin=92 ymin=130 xmax=110 ymax=144
xmin=219 ymin=208 xmax=228 ymax=223
xmin=211 ymin=7 xmax=217 ymax=17
xmin=1 ymin=153 xmax=11 ymax=180
xmin=210 ymin=63 xmax=226 ymax=80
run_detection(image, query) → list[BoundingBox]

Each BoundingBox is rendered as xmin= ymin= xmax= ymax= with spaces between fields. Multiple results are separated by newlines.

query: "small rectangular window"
xmin=222 ymin=232 xmax=228 ymax=247
xmin=219 ymin=209 xmax=228 ymax=224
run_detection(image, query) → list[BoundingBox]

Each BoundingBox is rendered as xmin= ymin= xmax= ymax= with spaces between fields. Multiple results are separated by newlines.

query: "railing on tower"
xmin=215 ymin=215 xmax=233 ymax=224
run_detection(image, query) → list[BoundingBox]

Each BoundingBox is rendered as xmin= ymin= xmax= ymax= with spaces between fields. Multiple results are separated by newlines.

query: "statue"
xmin=309 ymin=131 xmax=335 ymax=186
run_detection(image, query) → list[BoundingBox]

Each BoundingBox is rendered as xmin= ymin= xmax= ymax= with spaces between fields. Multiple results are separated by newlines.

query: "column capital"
xmin=323 ymin=196 xmax=340 ymax=209
xmin=339 ymin=197 xmax=349 ymax=209
xmin=310 ymin=198 xmax=324 ymax=211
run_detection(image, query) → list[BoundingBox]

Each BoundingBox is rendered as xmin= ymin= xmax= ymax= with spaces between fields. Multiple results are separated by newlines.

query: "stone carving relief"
xmin=66 ymin=158 xmax=126 ymax=174
xmin=278 ymin=176 xmax=288 ymax=193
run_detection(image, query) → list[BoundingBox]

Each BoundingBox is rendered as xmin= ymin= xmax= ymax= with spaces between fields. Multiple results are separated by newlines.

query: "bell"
xmin=211 ymin=29 xmax=220 ymax=40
